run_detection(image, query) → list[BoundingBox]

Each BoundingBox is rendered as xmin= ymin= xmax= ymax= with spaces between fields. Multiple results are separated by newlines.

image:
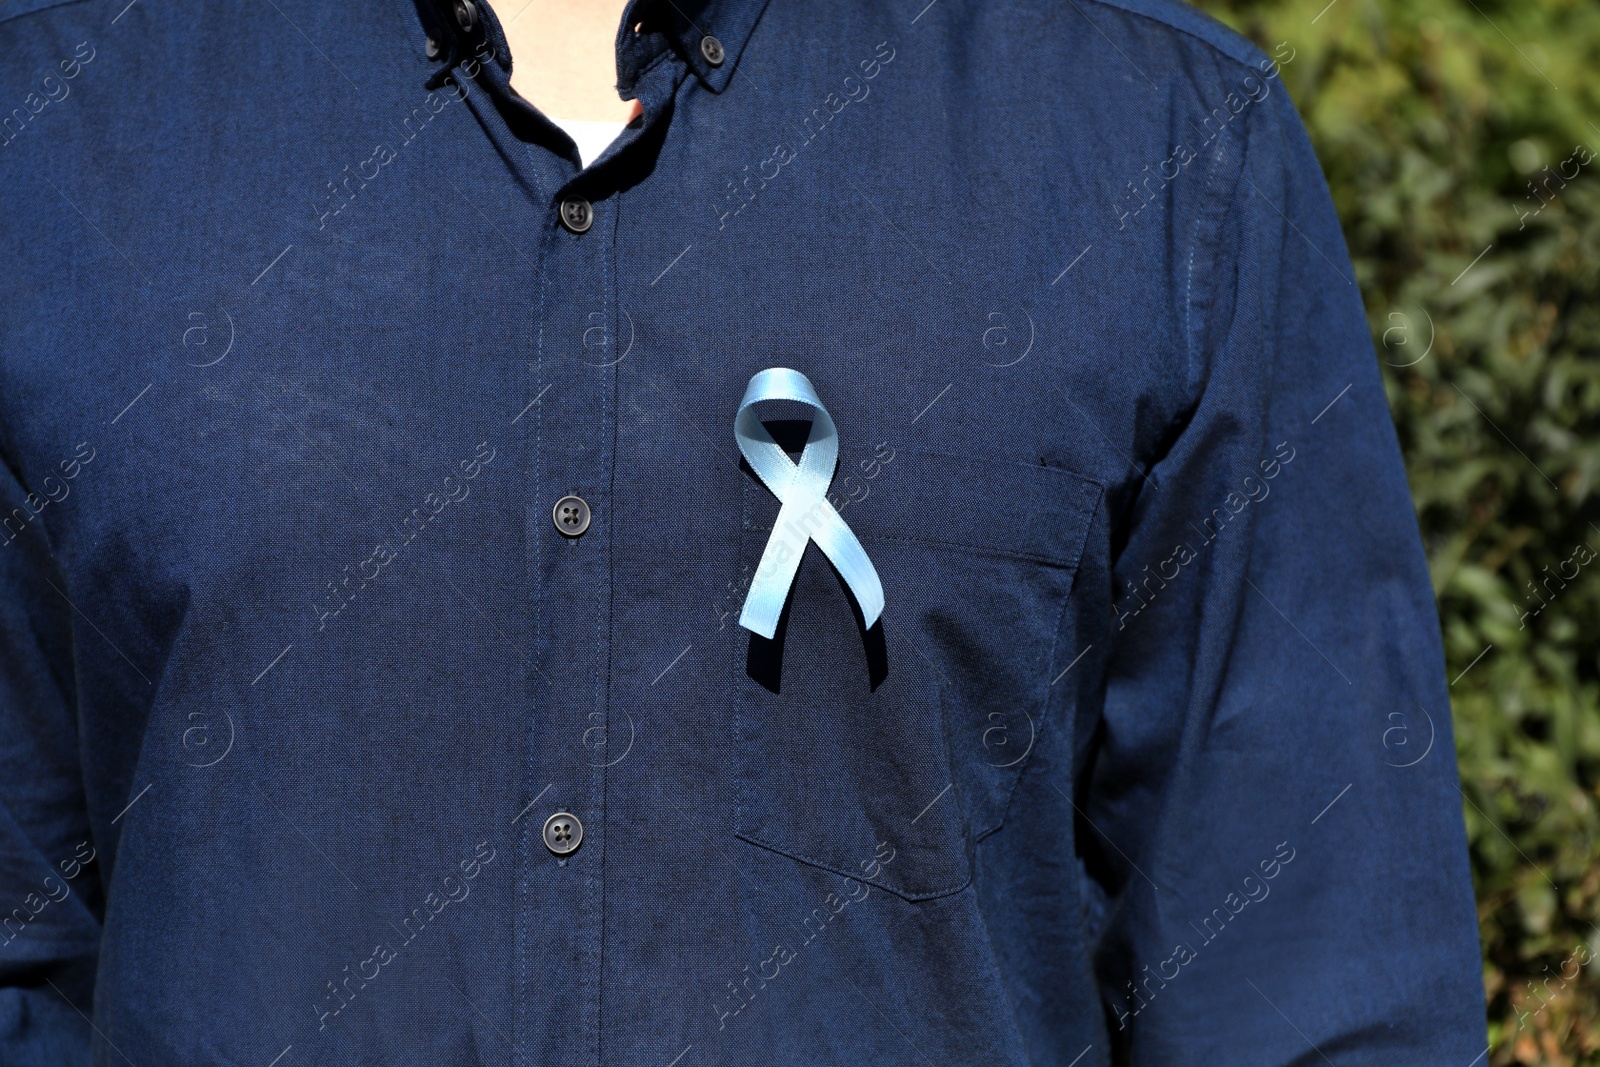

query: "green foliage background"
xmin=1187 ymin=0 xmax=1600 ymax=1060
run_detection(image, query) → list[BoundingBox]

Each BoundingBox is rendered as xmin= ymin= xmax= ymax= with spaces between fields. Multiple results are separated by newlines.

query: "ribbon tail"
xmin=810 ymin=501 xmax=885 ymax=629
xmin=738 ymin=496 xmax=813 ymax=639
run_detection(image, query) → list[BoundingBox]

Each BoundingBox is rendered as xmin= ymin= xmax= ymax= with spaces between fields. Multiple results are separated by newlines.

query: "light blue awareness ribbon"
xmin=735 ymin=368 xmax=885 ymax=639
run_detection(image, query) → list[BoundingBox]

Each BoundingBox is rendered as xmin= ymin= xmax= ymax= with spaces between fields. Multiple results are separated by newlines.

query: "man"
xmin=0 ymin=0 xmax=1484 ymax=1063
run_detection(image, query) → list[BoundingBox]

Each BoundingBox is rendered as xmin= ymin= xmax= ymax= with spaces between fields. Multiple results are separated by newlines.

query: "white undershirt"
xmin=548 ymin=116 xmax=627 ymax=168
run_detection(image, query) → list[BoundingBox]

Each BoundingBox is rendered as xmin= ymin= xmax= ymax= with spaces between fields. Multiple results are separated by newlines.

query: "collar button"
xmin=699 ymin=35 xmax=725 ymax=67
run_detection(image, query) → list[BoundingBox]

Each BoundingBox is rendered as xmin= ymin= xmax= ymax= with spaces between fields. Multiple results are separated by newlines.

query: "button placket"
xmin=518 ymin=141 xmax=616 ymax=1067
xmin=500 ymin=51 xmax=683 ymax=1065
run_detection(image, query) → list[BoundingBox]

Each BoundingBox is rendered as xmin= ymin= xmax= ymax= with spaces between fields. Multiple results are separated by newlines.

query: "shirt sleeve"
xmin=0 ymin=455 xmax=98 ymax=1066
xmin=1084 ymin=79 xmax=1486 ymax=1063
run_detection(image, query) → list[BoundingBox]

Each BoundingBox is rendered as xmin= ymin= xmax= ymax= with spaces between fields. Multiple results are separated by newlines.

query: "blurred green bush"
xmin=1188 ymin=0 xmax=1600 ymax=1060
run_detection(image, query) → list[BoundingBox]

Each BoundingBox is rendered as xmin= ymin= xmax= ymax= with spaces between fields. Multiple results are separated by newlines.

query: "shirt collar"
xmin=617 ymin=0 xmax=772 ymax=95
xmin=414 ymin=0 xmax=770 ymax=97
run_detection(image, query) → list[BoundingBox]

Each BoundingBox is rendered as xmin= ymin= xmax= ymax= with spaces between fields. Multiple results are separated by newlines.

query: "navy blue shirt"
xmin=0 ymin=0 xmax=1483 ymax=1063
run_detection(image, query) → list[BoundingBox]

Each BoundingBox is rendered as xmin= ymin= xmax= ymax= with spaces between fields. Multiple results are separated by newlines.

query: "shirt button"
xmin=424 ymin=36 xmax=441 ymax=59
xmin=552 ymin=495 xmax=591 ymax=537
xmin=452 ymin=0 xmax=478 ymax=34
xmin=700 ymin=35 xmax=725 ymax=67
xmin=543 ymin=812 xmax=583 ymax=855
xmin=559 ymin=197 xmax=594 ymax=234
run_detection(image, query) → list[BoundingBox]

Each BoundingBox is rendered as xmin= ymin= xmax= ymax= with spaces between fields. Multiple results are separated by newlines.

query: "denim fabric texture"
xmin=0 ymin=0 xmax=1484 ymax=1063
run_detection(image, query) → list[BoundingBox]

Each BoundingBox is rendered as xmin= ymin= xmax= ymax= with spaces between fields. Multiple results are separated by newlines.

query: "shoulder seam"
xmin=1070 ymin=0 xmax=1268 ymax=73
xmin=0 ymin=0 xmax=101 ymax=29
xmin=1186 ymin=94 xmax=1280 ymax=404
xmin=1184 ymin=115 xmax=1243 ymax=396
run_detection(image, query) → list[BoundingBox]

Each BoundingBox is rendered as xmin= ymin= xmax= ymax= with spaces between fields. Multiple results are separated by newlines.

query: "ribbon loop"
xmin=735 ymin=368 xmax=885 ymax=638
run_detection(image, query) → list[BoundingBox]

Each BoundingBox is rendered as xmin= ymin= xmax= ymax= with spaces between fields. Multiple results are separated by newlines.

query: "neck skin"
xmin=483 ymin=0 xmax=639 ymax=123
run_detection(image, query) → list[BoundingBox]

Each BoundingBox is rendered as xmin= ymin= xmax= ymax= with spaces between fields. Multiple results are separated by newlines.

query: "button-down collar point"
xmin=613 ymin=0 xmax=772 ymax=95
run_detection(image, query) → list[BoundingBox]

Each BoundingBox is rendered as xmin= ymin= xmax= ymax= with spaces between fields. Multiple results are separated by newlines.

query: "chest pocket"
xmin=733 ymin=448 xmax=1102 ymax=901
